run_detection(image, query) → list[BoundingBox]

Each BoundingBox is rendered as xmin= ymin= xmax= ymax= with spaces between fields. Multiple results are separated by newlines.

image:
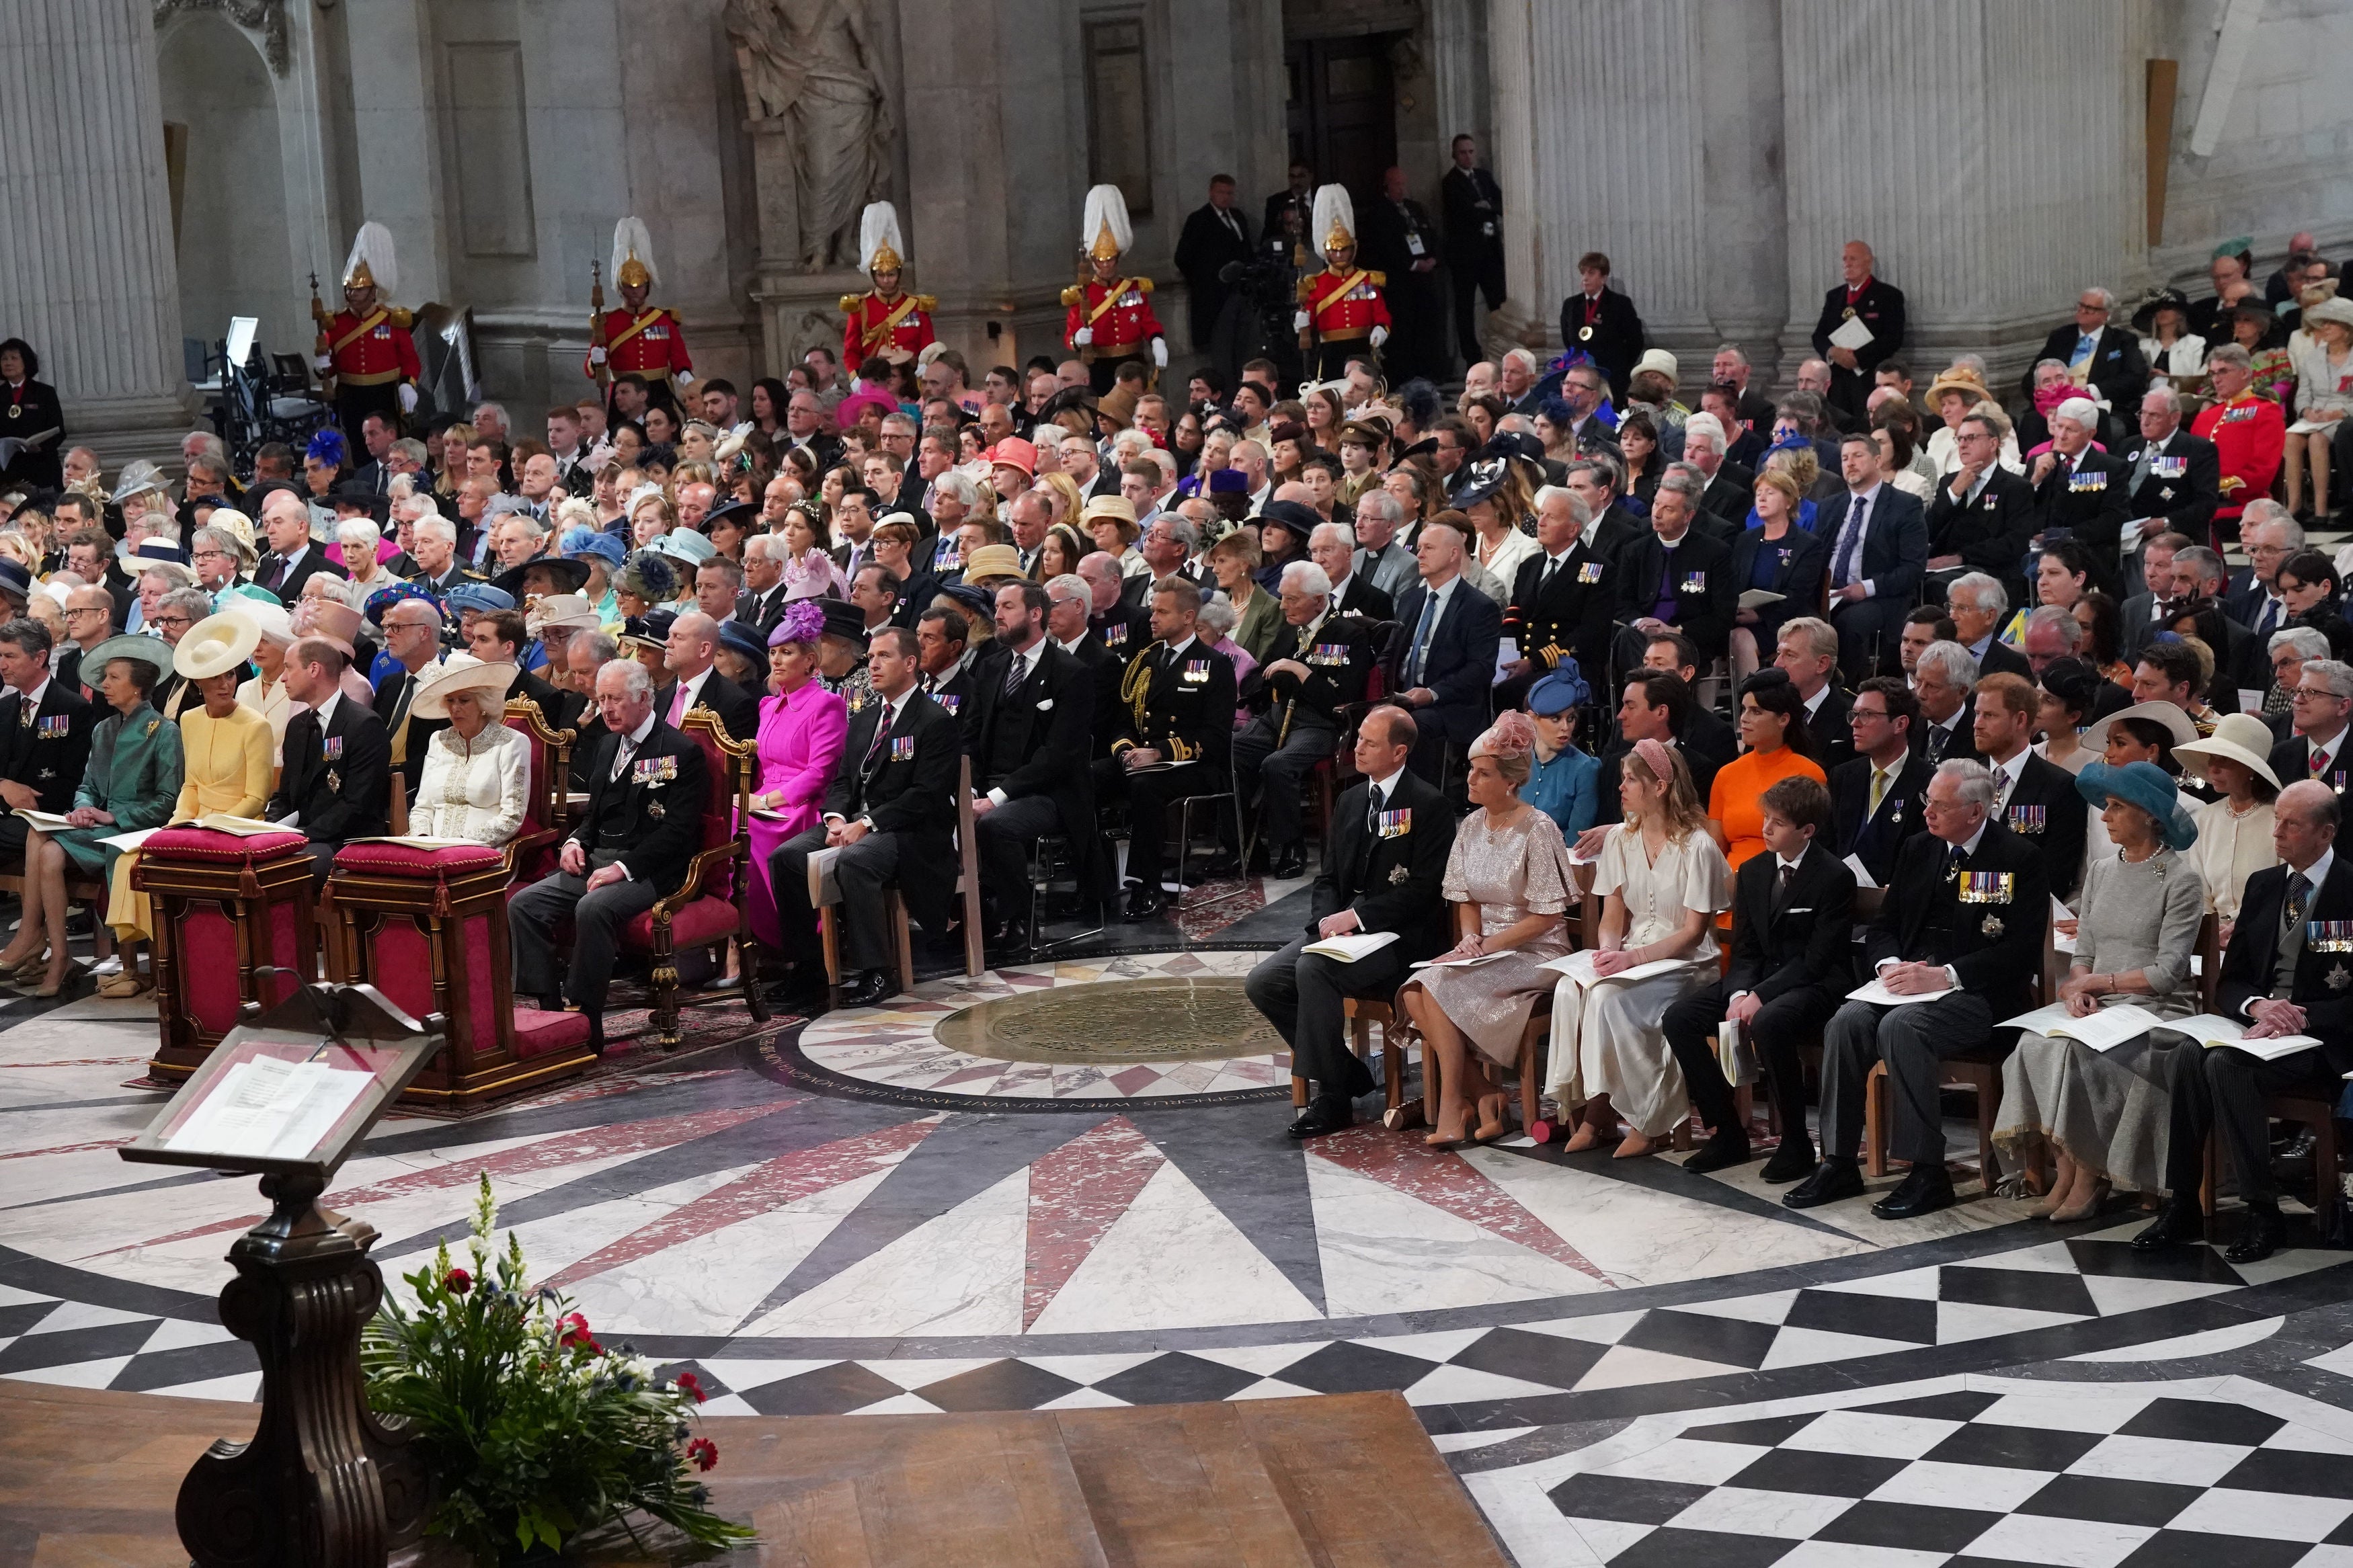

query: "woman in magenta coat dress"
xmin=746 ymin=600 xmax=850 ymax=949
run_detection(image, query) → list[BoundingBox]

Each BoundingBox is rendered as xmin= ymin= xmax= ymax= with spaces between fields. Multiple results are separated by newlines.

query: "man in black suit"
xmin=1819 ymin=431 xmax=1929 ymax=682
xmin=1172 ymin=174 xmax=1254 ymax=353
xmin=2137 ymin=781 xmax=2353 ymax=1264
xmin=1385 ymin=519 xmax=1503 ymax=783
xmin=651 ymin=612 xmax=758 ymax=745
xmin=1774 ymin=617 xmax=1856 ymax=772
xmin=2021 ymin=288 xmax=2151 ymax=414
xmin=1945 ymin=572 xmax=2032 ymax=680
xmin=1359 ymin=167 xmax=1447 ymax=387
xmin=1556 ymin=251 xmax=1645 ymax=399
xmin=508 ymin=661 xmax=709 ymax=1050
xmin=1911 ymin=639 xmax=1981 ymax=768
xmin=267 ymin=635 xmax=392 ymax=888
xmin=252 ymin=488 xmax=348 ymax=605
xmin=1583 ymin=671 xmax=1722 ymax=836
xmin=1973 ymin=671 xmax=2089 ymax=899
xmin=1664 ymin=774 xmax=1857 ymax=1178
xmin=1261 ymin=161 xmax=1314 ymax=255
xmin=1229 ymin=565 xmax=1378 ymax=878
xmin=1613 ymin=478 xmax=1734 ymax=667
xmin=2026 ymin=397 xmax=2130 ymax=585
xmin=2116 ymin=387 xmax=2221 ymax=594
xmin=735 ymin=536 xmax=791 ymax=640
xmin=1810 ymin=241 xmax=1907 ymax=421
xmin=770 ymin=628 xmax=961 ymax=1007
xmin=1441 ymin=135 xmax=1505 ymax=370
xmin=912 ymin=606 xmax=986 ymax=756
xmin=1046 ymin=574 xmax=1124 ymax=762
xmin=1925 ymin=411 xmax=2038 ymax=598
xmin=1679 ymin=415 xmax=1754 ymax=530
xmin=0 ymin=618 xmax=95 ymax=863
xmin=1829 ymin=677 xmax=1933 ymax=886
xmin=969 ymin=582 xmax=1101 ymax=946
xmin=1787 ymin=758 xmax=2048 ymax=1219
xmin=1246 ymin=707 xmax=1455 ymax=1139
xmin=2270 ymin=660 xmax=2353 ymax=809
xmin=371 ymin=594 xmax=447 ymax=803
xmin=1096 ymin=577 xmax=1238 ymax=920
xmin=1636 ymin=632 xmax=1737 ymax=770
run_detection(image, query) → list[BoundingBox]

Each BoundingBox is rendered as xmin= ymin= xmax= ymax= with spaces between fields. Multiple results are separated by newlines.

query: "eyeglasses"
xmin=153 ymin=616 xmax=194 ymax=630
xmin=2295 ymin=686 xmax=2340 ymax=701
xmin=63 ymin=607 xmax=107 ymax=619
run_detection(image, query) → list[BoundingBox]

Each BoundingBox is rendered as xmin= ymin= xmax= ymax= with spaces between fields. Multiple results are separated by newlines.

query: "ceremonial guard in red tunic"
xmin=312 ymin=222 xmax=421 ymax=447
xmin=1062 ymin=184 xmax=1168 ymax=393
xmin=1295 ymin=185 xmax=1390 ymax=382
xmin=587 ymin=216 xmax=694 ymax=415
xmin=839 ymin=202 xmax=935 ymax=376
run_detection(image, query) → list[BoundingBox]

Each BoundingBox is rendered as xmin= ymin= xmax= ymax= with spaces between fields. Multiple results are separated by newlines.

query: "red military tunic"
xmin=2190 ymin=393 xmax=2286 ymax=522
xmin=324 ymin=307 xmax=421 ymax=388
xmin=838 ymin=290 xmax=936 ymax=371
xmin=1061 ymin=277 xmax=1164 ymax=358
xmin=1298 ymin=267 xmax=1390 ymax=344
xmin=587 ymin=306 xmax=693 ymax=385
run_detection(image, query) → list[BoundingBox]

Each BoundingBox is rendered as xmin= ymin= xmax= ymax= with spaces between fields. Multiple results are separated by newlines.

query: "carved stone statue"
xmin=725 ymin=0 xmax=894 ymax=272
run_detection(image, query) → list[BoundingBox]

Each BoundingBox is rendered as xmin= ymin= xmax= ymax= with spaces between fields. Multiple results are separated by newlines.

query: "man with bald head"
xmin=1386 ymin=518 xmax=1503 ymax=781
xmin=1810 ymin=240 xmax=1905 ymax=421
xmin=1077 ymin=550 xmax=1150 ymax=657
xmin=657 ymin=610 xmax=759 ymax=742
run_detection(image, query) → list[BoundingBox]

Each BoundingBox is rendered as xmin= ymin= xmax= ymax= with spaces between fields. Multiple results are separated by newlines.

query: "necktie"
xmin=1869 ymin=766 xmax=1890 ymax=815
xmin=2258 ymin=598 xmax=2280 ymax=637
xmin=1833 ymin=495 xmax=1868 ymax=589
xmin=666 ymin=680 xmax=689 ymax=728
xmin=1779 ymin=862 xmax=1796 ymax=897
xmin=1946 ymin=843 xmax=1966 ymax=884
xmin=1001 ymin=648 xmax=1025 ymax=699
xmin=2314 ymin=745 xmax=2332 ymax=780
xmin=2130 ymin=439 xmax=2157 ymax=491
xmin=864 ymin=703 xmax=892 ymax=770
xmin=2286 ymin=870 xmax=2312 ymax=930
xmin=1408 ymin=589 xmax=1440 ymax=686
xmin=610 ymin=733 xmax=637 ymax=782
xmin=1993 ymin=768 xmax=2012 ymax=812
xmin=1926 ymin=722 xmax=1948 ymax=764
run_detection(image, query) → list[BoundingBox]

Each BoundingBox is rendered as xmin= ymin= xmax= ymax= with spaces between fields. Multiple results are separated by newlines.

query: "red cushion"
xmin=623 ymin=895 xmax=737 ymax=950
xmin=512 ymin=1006 xmax=594 ymax=1061
xmin=334 ymin=841 xmax=506 ymax=877
xmin=147 ymin=826 xmax=311 ymax=864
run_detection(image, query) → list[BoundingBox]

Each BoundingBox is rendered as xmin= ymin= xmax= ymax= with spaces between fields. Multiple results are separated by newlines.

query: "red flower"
xmin=558 ymin=1313 xmax=598 ymax=1352
xmin=675 ymin=1370 xmax=707 ymax=1403
xmin=686 ymin=1437 xmax=719 ymax=1472
xmin=443 ymin=1268 xmax=472 ymax=1295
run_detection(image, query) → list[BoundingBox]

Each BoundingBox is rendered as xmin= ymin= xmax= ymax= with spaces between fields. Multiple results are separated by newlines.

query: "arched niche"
xmin=158 ymin=11 xmax=299 ymax=370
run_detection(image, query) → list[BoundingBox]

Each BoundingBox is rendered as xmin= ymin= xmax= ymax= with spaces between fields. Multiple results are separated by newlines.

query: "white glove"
xmin=588 ymin=345 xmax=608 ymax=366
xmin=676 ymin=369 xmax=695 ymax=387
xmin=1151 ymin=337 xmax=1168 ymax=369
xmin=397 ymin=382 xmax=418 ymax=414
xmin=1369 ymin=325 xmax=1390 ymax=349
xmin=1073 ymin=327 xmax=1093 ymax=346
xmin=313 ymin=354 xmax=331 ymax=374
xmin=1293 ymin=311 xmax=1311 ymax=331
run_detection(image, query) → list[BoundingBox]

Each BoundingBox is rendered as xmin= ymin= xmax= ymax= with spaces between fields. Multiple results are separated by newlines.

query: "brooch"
xmin=144 ymin=719 xmax=158 ymax=736
xmin=326 ymin=768 xmax=342 ymax=794
xmin=1388 ymin=864 xmax=1410 ymax=884
xmin=647 ymin=800 xmax=665 ymax=821
xmin=1981 ymin=914 xmax=2004 ymax=938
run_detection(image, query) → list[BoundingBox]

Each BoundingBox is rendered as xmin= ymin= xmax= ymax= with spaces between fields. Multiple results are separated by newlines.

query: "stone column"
xmin=0 ymin=0 xmax=192 ymax=462
xmin=1697 ymin=3 xmax=1788 ymax=371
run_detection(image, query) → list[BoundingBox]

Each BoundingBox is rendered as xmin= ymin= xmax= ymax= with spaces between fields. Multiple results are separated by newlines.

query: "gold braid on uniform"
xmin=1112 ymin=641 xmax=1160 ymax=756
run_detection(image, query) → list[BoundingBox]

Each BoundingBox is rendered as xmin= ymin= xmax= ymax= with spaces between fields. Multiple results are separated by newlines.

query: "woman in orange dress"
xmin=1706 ymin=669 xmax=1827 ymax=877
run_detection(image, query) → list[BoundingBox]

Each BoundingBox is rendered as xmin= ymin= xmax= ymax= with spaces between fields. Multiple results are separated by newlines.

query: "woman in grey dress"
xmin=1400 ymin=712 xmax=1573 ymax=1148
xmin=1995 ymin=760 xmax=2204 ymax=1218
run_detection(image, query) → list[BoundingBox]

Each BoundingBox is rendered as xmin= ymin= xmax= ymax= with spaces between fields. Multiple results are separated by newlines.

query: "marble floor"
xmin=2 ymin=878 xmax=2350 ymax=1564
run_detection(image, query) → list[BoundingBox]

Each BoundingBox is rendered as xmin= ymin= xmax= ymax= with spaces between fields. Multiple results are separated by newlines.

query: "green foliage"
xmin=362 ymin=1173 xmax=752 ymax=1564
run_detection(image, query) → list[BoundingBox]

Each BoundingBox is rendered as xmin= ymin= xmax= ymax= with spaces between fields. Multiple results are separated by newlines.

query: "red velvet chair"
xmin=500 ymin=694 xmax=576 ymax=886
xmin=619 ymin=707 xmax=768 ymax=1049
xmin=135 ymin=825 xmax=317 ymax=1081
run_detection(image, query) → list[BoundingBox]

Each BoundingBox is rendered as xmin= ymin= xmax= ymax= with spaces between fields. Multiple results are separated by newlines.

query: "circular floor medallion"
xmin=932 ymin=976 xmax=1281 ymax=1065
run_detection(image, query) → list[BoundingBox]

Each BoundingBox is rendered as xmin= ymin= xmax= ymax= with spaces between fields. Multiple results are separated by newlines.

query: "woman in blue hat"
xmin=1523 ymin=663 xmax=1600 ymax=836
xmin=1995 ymin=759 xmax=2206 ymax=1221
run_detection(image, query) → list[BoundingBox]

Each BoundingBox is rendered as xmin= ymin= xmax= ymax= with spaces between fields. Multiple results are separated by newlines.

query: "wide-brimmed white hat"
xmin=411 ymin=653 xmax=519 ymax=719
xmin=2103 ymin=700 xmax=2198 ymax=749
xmin=173 ymin=610 xmax=260 ymax=680
xmin=526 ymin=591 xmax=602 ymax=634
xmin=2175 ymin=710 xmax=2282 ymax=790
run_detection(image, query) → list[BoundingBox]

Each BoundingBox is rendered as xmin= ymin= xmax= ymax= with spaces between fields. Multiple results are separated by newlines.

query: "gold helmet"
xmin=341 ymin=221 xmax=398 ymax=294
xmin=610 ymin=216 xmax=657 ymax=290
xmin=1081 ymin=184 xmax=1133 ymax=263
xmin=1312 ymin=185 xmax=1357 ymax=255
xmin=859 ymin=202 xmax=907 ymax=275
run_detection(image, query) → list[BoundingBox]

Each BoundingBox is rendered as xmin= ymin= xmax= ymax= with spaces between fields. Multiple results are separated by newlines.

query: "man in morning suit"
xmin=1810 ymin=241 xmax=1907 ymax=421
xmin=1613 ymin=477 xmax=1734 ymax=667
xmin=2022 ymin=287 xmax=2151 ymax=415
xmin=2117 ymin=386 xmax=2221 ymax=593
xmin=252 ymin=487 xmax=348 ymax=605
xmin=1819 ymin=430 xmax=1929 ymax=682
xmin=1246 ymin=707 xmax=1455 ymax=1139
xmin=0 ymin=618 xmax=94 ymax=862
xmin=655 ymin=612 xmax=760 ymax=744
xmin=1663 ymin=775 xmax=1858 ymax=1179
xmin=1829 ymin=677 xmax=1932 ymax=888
xmin=1972 ymin=671 xmax=2090 ymax=900
xmin=1776 ymin=618 xmax=1857 ymax=773
xmin=2269 ymin=658 xmax=2353 ymax=811
xmin=371 ymin=594 xmax=446 ymax=803
xmin=1046 ymin=574 xmax=1124 ymax=764
xmin=1925 ymin=412 xmax=2038 ymax=598
xmin=508 ymin=661 xmax=707 ymax=1051
xmin=1227 ymin=561 xmax=1378 ymax=878
xmin=1096 ymin=577 xmax=1237 ymax=920
xmin=1385 ymin=518 xmax=1502 ymax=784
xmin=1786 ymin=759 xmax=2048 ymax=1221
xmin=768 ymin=627 xmax=961 ymax=1007
xmin=266 ymin=635 xmax=391 ymax=888
xmin=2027 ymin=398 xmax=2130 ymax=589
xmin=2136 ymin=780 xmax=2353 ymax=1264
xmin=1499 ymin=485 xmax=1615 ymax=714
xmin=969 ymin=582 xmax=1100 ymax=948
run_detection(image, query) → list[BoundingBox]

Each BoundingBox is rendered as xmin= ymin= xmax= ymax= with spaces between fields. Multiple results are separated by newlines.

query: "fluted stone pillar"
xmin=0 ymin=0 xmax=192 ymax=462
xmin=1698 ymin=3 xmax=1788 ymax=367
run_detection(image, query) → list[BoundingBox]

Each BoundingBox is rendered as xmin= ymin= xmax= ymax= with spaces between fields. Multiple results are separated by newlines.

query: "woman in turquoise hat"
xmin=1994 ymin=759 xmax=2204 ymax=1221
xmin=0 ymin=636 xmax=183 ymax=997
xmin=1523 ymin=663 xmax=1600 ymax=835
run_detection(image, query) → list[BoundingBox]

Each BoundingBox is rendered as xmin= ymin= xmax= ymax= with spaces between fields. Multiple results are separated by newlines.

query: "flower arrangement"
xmin=362 ymin=1173 xmax=753 ymax=1563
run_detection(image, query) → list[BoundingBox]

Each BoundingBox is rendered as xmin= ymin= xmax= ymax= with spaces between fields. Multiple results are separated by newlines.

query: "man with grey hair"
xmin=1679 ymin=412 xmax=1755 ymax=527
xmin=1078 ymin=550 xmax=1150 ymax=654
xmin=409 ymin=513 xmax=473 ymax=596
xmin=1786 ymin=755 xmax=2048 ymax=1221
xmin=2118 ymin=382 xmax=2220 ymax=597
xmin=1944 ymin=571 xmax=2028 ymax=679
xmin=1220 ymin=558 xmax=1375 ymax=878
xmin=1498 ymin=347 xmax=1541 ymax=415
xmin=735 ymin=532 xmax=790 ymax=638
xmin=1499 ymin=483 xmax=1611 ymax=704
xmin=2026 ymin=395 xmax=2128 ymax=580
xmin=2264 ymin=625 xmax=2331 ymax=729
xmin=1910 ymin=640 xmax=1981 ymax=764
xmin=1773 ymin=616 xmax=1855 ymax=767
xmin=2025 ymin=285 xmax=2148 ymax=411
xmin=2019 ymin=604 xmax=2085 ymax=678
xmin=2272 ymin=658 xmax=2353 ymax=802
xmin=1308 ymin=520 xmax=1391 ymax=620
xmin=2229 ymin=500 xmax=2303 ymax=636
xmin=1709 ymin=343 xmax=1774 ymax=429
xmin=1613 ymin=462 xmax=1732 ymax=667
xmin=1349 ymin=487 xmax=1417 ymax=601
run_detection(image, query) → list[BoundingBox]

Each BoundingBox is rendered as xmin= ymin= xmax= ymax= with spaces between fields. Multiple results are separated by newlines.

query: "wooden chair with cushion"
xmin=497 ymin=695 xmax=575 ymax=885
xmin=818 ymin=755 xmax=984 ymax=995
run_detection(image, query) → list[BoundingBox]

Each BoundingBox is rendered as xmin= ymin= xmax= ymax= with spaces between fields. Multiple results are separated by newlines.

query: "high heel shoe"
xmin=1471 ymin=1094 xmax=1509 ymax=1144
xmin=31 ymin=959 xmax=83 ymax=999
xmin=2050 ymin=1179 xmax=2112 ymax=1225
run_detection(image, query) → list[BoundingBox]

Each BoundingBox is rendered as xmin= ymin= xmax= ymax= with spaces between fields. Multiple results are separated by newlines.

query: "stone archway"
xmin=158 ymin=12 xmax=296 ymax=368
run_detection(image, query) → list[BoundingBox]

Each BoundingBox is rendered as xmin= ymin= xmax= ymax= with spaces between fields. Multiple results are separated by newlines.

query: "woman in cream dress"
xmin=407 ymin=657 xmax=528 ymax=845
xmin=231 ymin=602 xmax=301 ymax=765
xmin=1547 ymin=737 xmax=1731 ymax=1155
xmin=2176 ymin=714 xmax=2282 ymax=946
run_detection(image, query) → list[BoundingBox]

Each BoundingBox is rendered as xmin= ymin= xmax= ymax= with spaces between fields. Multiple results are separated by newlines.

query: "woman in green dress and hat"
xmin=0 ymin=636 xmax=184 ymax=997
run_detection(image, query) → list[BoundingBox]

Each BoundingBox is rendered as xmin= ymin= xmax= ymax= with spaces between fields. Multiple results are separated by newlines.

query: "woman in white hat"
xmin=229 ymin=602 xmax=300 ymax=764
xmin=407 ymin=655 xmax=528 ymax=845
xmin=2174 ymin=713 xmax=2285 ymax=943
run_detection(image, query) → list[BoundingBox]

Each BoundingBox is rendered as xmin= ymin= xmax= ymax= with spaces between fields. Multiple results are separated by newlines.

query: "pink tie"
xmin=667 ymin=682 xmax=688 ymax=728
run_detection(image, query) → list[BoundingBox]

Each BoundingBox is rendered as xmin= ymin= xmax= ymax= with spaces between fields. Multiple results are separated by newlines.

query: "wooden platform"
xmin=0 ymin=1382 xmax=1507 ymax=1567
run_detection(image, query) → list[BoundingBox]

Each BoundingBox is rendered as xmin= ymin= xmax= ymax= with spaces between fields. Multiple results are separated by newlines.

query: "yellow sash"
xmin=330 ymin=308 xmax=388 ymax=356
xmin=863 ymin=293 xmax=920 ymax=349
xmin=608 ymin=308 xmax=665 ymax=350
xmin=1084 ymin=282 xmax=1133 ymax=329
xmin=1314 ymin=270 xmax=1370 ymax=323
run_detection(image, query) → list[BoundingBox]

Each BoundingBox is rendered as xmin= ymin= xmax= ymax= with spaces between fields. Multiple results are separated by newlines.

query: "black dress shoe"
xmin=1758 ymin=1138 xmax=1817 ymax=1184
xmin=1125 ymin=884 xmax=1168 ymax=921
xmin=1198 ymin=854 xmax=1243 ymax=879
xmin=2131 ymin=1198 xmax=2201 ymax=1251
xmin=1682 ymin=1130 xmax=1751 ymax=1174
xmin=1287 ymin=1096 xmax=1353 ymax=1139
xmin=1871 ymin=1163 xmax=1956 ymax=1220
xmin=1783 ymin=1159 xmax=1866 ymax=1210
xmin=1268 ymin=844 xmax=1307 ymax=879
xmin=585 ymin=1014 xmax=606 ymax=1057
xmin=2225 ymin=1206 xmax=2288 ymax=1265
xmin=838 ymin=969 xmax=899 ymax=1008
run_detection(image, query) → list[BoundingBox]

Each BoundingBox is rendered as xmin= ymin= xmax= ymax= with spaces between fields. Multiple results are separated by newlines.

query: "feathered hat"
xmin=611 ymin=216 xmax=657 ymax=290
xmin=1082 ymin=184 xmax=1133 ymax=263
xmin=342 ymin=221 xmax=398 ymax=294
xmin=1312 ymin=185 xmax=1357 ymax=256
xmin=859 ymin=202 xmax=906 ymax=276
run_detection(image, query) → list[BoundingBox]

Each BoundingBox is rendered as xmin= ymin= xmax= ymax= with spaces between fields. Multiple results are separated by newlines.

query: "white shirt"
xmin=309 ymin=689 xmax=342 ymax=732
xmin=2308 ymin=729 xmax=2345 ymax=777
xmin=1984 ymin=747 xmax=2029 ymax=809
xmin=1834 ymin=483 xmax=1885 ymax=597
xmin=2253 ymin=848 xmax=2337 ymax=1018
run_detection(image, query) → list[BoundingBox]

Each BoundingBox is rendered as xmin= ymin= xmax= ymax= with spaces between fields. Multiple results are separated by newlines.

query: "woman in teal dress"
xmin=1524 ymin=665 xmax=1601 ymax=837
xmin=0 ymin=637 xmax=183 ymax=996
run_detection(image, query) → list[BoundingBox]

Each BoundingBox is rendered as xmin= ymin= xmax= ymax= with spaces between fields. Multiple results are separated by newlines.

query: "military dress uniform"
xmin=1501 ymin=541 xmax=1616 ymax=710
xmin=840 ymin=290 xmax=936 ymax=372
xmin=315 ymin=222 xmax=420 ymax=446
xmin=1298 ymin=267 xmax=1391 ymax=382
xmin=588 ymin=217 xmax=693 ymax=417
xmin=1096 ymin=636 xmax=1236 ymax=914
xmin=0 ymin=678 xmax=95 ymax=858
xmin=1064 ymin=184 xmax=1168 ymax=393
xmin=1234 ymin=612 xmax=1376 ymax=868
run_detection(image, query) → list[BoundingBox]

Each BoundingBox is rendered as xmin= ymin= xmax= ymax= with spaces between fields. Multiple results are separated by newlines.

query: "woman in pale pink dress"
xmin=744 ymin=600 xmax=848 ymax=951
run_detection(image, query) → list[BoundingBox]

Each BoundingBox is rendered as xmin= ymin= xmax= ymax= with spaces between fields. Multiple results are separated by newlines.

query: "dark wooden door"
xmin=1283 ymin=35 xmax=1398 ymax=214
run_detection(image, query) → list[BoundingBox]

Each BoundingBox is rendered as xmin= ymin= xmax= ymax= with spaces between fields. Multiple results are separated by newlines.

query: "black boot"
xmin=1683 ymin=1128 xmax=1751 ymax=1174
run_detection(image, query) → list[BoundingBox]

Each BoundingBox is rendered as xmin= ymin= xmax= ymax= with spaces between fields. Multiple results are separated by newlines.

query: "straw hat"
xmin=2175 ymin=711 xmax=2282 ymax=791
xmin=1924 ymin=367 xmax=1992 ymax=406
xmin=173 ymin=610 xmax=261 ymax=680
xmin=961 ymin=544 xmax=1026 ymax=584
xmin=411 ymin=653 xmax=520 ymax=720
